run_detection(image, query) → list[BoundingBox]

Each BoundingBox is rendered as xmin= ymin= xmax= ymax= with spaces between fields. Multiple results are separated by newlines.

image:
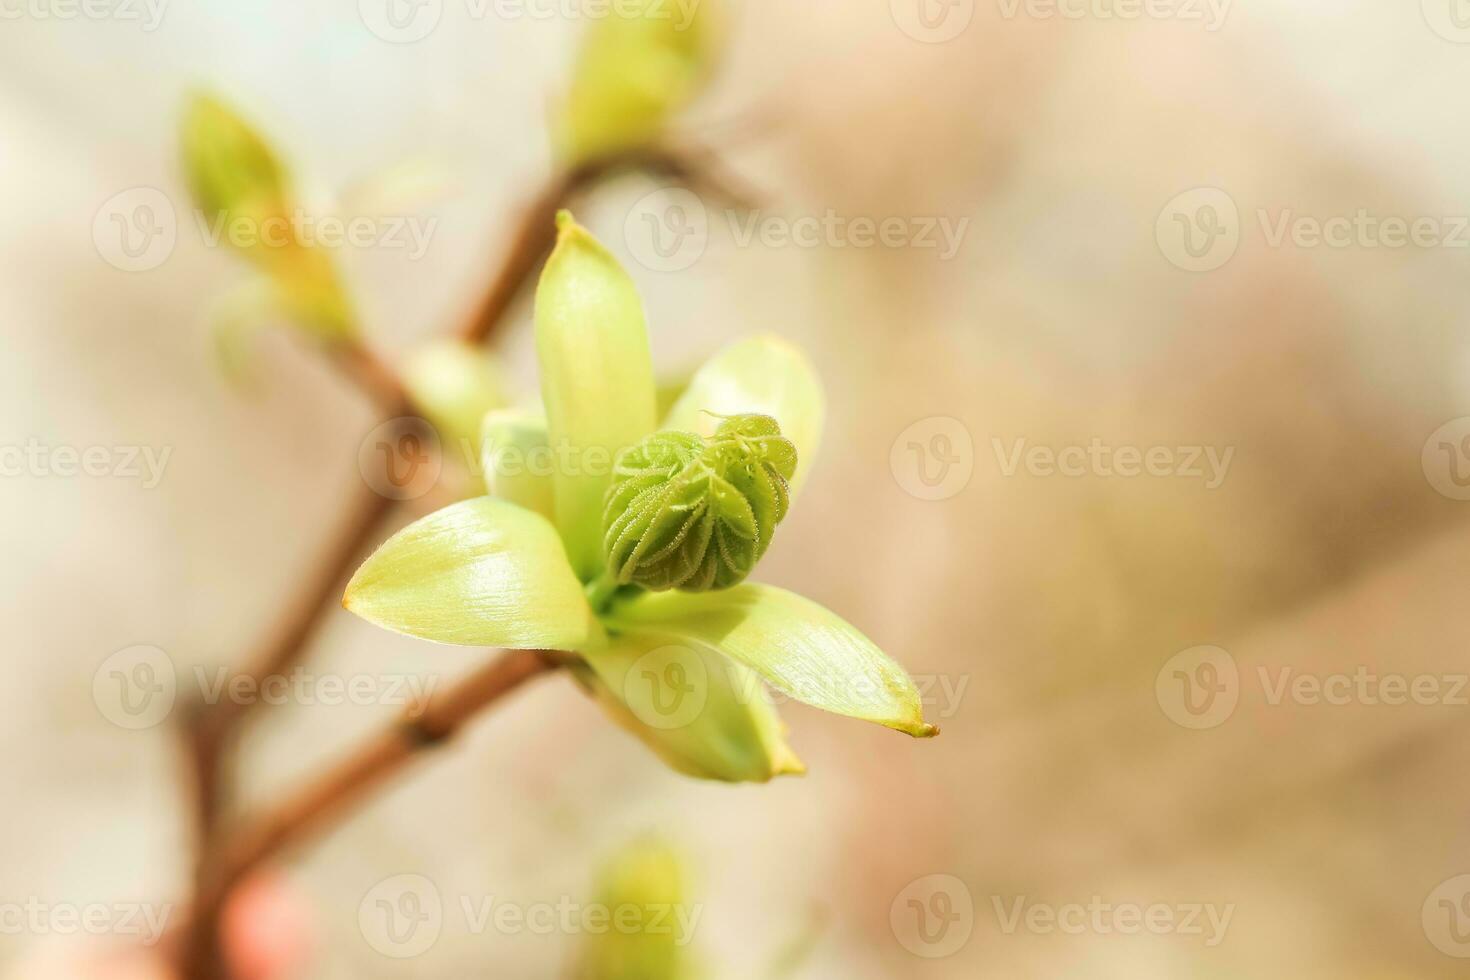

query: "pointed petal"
xmin=604 ymin=584 xmax=937 ymax=737
xmin=344 ymin=497 xmax=594 ymax=649
xmin=535 ymin=212 xmax=658 ymax=580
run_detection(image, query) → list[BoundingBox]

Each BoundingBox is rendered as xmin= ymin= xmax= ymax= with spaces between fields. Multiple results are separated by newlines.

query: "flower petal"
xmin=344 ymin=497 xmax=594 ymax=649
xmin=575 ymin=629 xmax=804 ymax=783
xmin=535 ymin=212 xmax=659 ymax=580
xmin=604 ymin=584 xmax=937 ymax=737
xmin=480 ymin=409 xmax=557 ymax=522
xmin=662 ymin=335 xmax=824 ymax=497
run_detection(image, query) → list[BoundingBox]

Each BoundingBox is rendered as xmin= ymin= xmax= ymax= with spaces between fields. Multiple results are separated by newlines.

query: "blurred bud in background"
xmin=572 ymin=837 xmax=700 ymax=980
xmin=401 ymin=339 xmax=512 ymax=488
xmin=556 ymin=0 xmax=721 ymax=165
xmin=181 ymin=92 xmax=354 ymax=344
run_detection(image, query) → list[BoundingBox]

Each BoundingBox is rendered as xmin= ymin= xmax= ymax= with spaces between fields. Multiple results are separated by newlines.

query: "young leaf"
xmin=603 ymin=585 xmax=937 ymax=737
xmin=344 ymin=497 xmax=595 ymax=649
xmin=535 ymin=212 xmax=658 ymax=581
xmin=663 ymin=335 xmax=824 ymax=497
xmin=575 ymin=630 xmax=804 ymax=783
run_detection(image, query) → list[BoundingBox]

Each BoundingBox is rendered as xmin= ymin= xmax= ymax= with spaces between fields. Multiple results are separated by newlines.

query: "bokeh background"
xmin=6 ymin=0 xmax=1470 ymax=976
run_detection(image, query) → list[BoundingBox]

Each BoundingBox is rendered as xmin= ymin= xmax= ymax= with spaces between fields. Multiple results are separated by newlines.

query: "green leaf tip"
xmin=603 ymin=414 xmax=797 ymax=593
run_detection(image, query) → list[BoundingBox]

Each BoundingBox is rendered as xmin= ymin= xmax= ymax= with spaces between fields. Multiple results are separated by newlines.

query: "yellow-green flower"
xmin=344 ymin=212 xmax=935 ymax=783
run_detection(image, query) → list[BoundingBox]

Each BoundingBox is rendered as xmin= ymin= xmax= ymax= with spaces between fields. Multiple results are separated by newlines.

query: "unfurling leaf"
xmin=663 ymin=335 xmax=824 ymax=497
xmin=603 ymin=415 xmax=796 ymax=592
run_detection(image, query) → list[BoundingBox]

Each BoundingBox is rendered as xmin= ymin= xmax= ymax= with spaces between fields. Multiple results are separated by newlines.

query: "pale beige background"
xmin=5 ymin=0 xmax=1470 ymax=977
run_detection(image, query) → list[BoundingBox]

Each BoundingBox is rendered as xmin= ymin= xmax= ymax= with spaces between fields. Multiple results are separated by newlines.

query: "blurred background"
xmin=6 ymin=0 xmax=1470 ymax=976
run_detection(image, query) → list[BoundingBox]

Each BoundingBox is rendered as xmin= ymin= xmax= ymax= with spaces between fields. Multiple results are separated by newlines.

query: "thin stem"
xmin=179 ymin=650 xmax=567 ymax=979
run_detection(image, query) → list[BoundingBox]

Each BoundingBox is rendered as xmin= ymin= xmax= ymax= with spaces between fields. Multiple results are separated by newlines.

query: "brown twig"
xmin=179 ymin=650 xmax=565 ymax=978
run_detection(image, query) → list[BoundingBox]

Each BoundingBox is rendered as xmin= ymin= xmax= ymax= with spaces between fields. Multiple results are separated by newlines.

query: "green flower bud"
xmin=603 ymin=413 xmax=796 ymax=592
xmin=181 ymin=92 xmax=289 ymax=231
